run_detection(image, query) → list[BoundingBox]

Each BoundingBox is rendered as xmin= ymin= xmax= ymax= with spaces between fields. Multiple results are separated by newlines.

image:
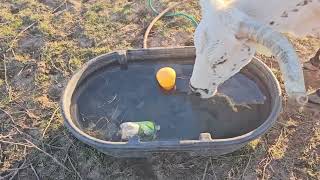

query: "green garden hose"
xmin=147 ymin=0 xmax=198 ymax=27
xmin=143 ymin=0 xmax=198 ymax=48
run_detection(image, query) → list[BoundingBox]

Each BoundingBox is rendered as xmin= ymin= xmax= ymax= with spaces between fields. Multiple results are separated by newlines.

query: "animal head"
xmin=190 ymin=0 xmax=310 ymax=106
xmin=190 ymin=0 xmax=255 ymax=98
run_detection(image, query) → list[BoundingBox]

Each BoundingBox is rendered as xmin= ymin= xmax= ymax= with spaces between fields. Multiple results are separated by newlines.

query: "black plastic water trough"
xmin=61 ymin=47 xmax=281 ymax=157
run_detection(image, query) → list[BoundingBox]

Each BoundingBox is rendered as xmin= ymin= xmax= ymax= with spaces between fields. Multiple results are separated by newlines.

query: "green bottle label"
xmin=136 ymin=121 xmax=158 ymax=140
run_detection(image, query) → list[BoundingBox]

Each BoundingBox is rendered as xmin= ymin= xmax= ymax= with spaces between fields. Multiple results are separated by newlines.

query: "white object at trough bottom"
xmin=120 ymin=122 xmax=140 ymax=141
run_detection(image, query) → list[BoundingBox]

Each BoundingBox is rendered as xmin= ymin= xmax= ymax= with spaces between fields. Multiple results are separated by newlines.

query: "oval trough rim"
xmin=61 ymin=47 xmax=282 ymax=149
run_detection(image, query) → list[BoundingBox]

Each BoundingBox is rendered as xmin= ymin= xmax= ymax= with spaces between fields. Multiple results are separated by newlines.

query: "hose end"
xmin=296 ymin=95 xmax=308 ymax=106
xmin=287 ymin=93 xmax=308 ymax=111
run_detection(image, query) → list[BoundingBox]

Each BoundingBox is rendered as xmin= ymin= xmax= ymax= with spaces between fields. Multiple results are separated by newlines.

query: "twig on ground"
xmin=49 ymin=58 xmax=65 ymax=74
xmin=0 ymin=171 xmax=15 ymax=180
xmin=62 ymin=131 xmax=77 ymax=148
xmin=67 ymin=155 xmax=83 ymax=180
xmin=24 ymin=139 xmax=71 ymax=172
xmin=8 ymin=158 xmax=27 ymax=180
xmin=42 ymin=107 xmax=60 ymax=138
xmin=11 ymin=125 xmax=37 ymax=141
xmin=63 ymin=144 xmax=72 ymax=163
xmin=0 ymin=108 xmax=16 ymax=125
xmin=10 ymin=125 xmax=64 ymax=149
xmin=0 ymin=139 xmax=33 ymax=148
xmin=30 ymin=164 xmax=40 ymax=180
xmin=6 ymin=22 xmax=37 ymax=52
xmin=202 ymin=160 xmax=209 ymax=180
xmin=209 ymin=158 xmax=217 ymax=180
xmin=10 ymin=49 xmax=16 ymax=59
xmin=0 ymin=132 xmax=15 ymax=139
xmin=241 ymin=155 xmax=252 ymax=180
xmin=5 ymin=163 xmax=30 ymax=171
xmin=262 ymin=157 xmax=271 ymax=180
xmin=52 ymin=0 xmax=67 ymax=14
xmin=2 ymin=55 xmax=12 ymax=101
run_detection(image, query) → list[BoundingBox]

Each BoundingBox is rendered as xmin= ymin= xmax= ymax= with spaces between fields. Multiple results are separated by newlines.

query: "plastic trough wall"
xmin=61 ymin=47 xmax=282 ymax=158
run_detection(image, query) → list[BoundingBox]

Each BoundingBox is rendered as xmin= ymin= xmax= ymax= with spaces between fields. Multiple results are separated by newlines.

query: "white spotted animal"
xmin=190 ymin=0 xmax=320 ymax=106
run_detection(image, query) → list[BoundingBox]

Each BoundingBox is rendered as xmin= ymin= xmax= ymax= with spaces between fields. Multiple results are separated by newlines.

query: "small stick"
xmin=11 ymin=124 xmax=35 ymax=140
xmin=110 ymin=105 xmax=119 ymax=120
xmin=5 ymin=164 xmax=30 ymax=171
xmin=8 ymin=158 xmax=27 ymax=180
xmin=25 ymin=139 xmax=71 ymax=172
xmin=11 ymin=49 xmax=16 ymax=59
xmin=6 ymin=22 xmax=37 ymax=52
xmin=98 ymin=94 xmax=118 ymax=108
xmin=0 ymin=139 xmax=33 ymax=148
xmin=30 ymin=164 xmax=40 ymax=180
xmin=2 ymin=55 xmax=12 ymax=101
xmin=0 ymin=171 xmax=15 ymax=180
xmin=202 ymin=160 xmax=209 ymax=180
xmin=262 ymin=157 xmax=271 ymax=180
xmin=67 ymin=156 xmax=83 ymax=180
xmin=0 ymin=107 xmax=16 ymax=125
xmin=49 ymin=59 xmax=65 ymax=74
xmin=16 ymin=66 xmax=25 ymax=77
xmin=107 ymin=94 xmax=117 ymax=104
xmin=52 ymin=0 xmax=67 ymax=14
xmin=42 ymin=107 xmax=60 ymax=138
xmin=241 ymin=155 xmax=252 ymax=180
xmin=209 ymin=158 xmax=217 ymax=180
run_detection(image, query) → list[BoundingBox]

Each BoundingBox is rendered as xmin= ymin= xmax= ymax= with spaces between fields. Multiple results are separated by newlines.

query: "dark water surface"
xmin=73 ymin=61 xmax=269 ymax=141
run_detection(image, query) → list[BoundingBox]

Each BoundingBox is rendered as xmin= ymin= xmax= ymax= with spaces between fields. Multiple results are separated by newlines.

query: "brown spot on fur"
xmin=297 ymin=0 xmax=308 ymax=6
xmin=217 ymin=59 xmax=227 ymax=65
xmin=281 ymin=11 xmax=288 ymax=18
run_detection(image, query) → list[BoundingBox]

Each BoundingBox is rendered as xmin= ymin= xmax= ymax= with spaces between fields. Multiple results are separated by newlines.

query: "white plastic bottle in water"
xmin=119 ymin=121 xmax=160 ymax=141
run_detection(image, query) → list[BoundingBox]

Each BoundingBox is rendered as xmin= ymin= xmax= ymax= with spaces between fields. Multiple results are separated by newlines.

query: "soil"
xmin=0 ymin=0 xmax=319 ymax=180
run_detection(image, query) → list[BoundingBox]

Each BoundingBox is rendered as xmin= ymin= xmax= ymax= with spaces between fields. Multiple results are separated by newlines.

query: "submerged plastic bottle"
xmin=119 ymin=121 xmax=160 ymax=141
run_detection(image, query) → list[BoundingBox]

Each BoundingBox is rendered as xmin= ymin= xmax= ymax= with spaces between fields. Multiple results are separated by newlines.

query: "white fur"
xmin=190 ymin=0 xmax=316 ymax=104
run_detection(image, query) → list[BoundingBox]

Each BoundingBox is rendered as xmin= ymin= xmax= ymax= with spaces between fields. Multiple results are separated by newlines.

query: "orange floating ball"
xmin=156 ymin=67 xmax=176 ymax=90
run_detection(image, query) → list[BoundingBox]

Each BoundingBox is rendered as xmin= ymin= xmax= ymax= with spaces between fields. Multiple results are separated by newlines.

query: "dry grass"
xmin=0 ymin=0 xmax=319 ymax=179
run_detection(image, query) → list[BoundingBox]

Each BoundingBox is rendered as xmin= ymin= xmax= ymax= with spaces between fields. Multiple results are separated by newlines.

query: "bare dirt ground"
xmin=0 ymin=0 xmax=319 ymax=179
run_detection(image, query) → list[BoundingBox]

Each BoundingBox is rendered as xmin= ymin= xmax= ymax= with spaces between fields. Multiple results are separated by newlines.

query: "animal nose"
xmin=189 ymin=82 xmax=213 ymax=98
